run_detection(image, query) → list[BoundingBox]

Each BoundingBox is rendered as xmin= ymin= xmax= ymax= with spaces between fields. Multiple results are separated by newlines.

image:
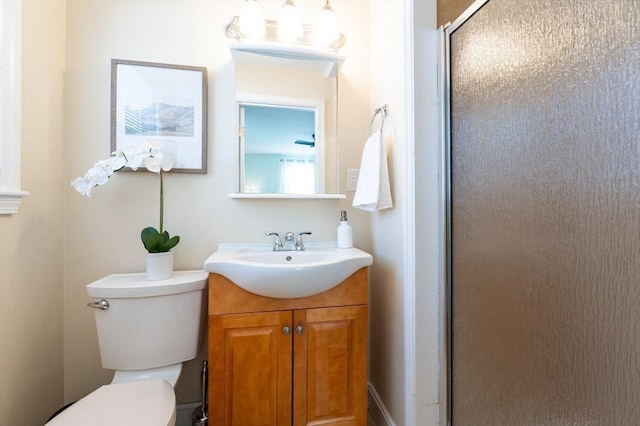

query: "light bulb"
xmin=314 ymin=1 xmax=339 ymax=46
xmin=278 ymin=0 xmax=303 ymax=41
xmin=239 ymin=0 xmax=265 ymax=39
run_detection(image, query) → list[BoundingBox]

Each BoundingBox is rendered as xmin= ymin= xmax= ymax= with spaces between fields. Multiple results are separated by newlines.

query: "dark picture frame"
xmin=111 ymin=59 xmax=208 ymax=173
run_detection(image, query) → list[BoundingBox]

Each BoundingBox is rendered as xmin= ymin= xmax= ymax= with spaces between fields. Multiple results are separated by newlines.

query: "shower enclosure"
xmin=444 ymin=0 xmax=640 ymax=424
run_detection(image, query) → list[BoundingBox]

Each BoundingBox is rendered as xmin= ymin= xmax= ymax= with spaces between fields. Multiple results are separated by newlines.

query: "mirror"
xmin=238 ymin=95 xmax=324 ymax=194
xmin=232 ymin=48 xmax=341 ymax=197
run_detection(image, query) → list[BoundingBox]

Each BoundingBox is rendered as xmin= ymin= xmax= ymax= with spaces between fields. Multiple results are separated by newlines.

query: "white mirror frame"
xmin=0 ymin=0 xmax=28 ymax=214
xmin=228 ymin=45 xmax=347 ymax=200
xmin=227 ymin=34 xmax=345 ymax=200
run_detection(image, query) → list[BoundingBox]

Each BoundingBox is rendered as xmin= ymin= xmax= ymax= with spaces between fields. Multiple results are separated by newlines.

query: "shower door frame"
xmin=441 ymin=1 xmax=492 ymax=425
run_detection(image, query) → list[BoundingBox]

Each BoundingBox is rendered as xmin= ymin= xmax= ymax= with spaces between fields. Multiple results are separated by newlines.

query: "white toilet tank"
xmin=86 ymin=270 xmax=207 ymax=371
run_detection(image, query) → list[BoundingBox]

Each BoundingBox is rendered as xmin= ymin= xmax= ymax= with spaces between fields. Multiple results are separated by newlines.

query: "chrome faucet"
xmin=283 ymin=232 xmax=295 ymax=251
xmin=266 ymin=231 xmax=312 ymax=251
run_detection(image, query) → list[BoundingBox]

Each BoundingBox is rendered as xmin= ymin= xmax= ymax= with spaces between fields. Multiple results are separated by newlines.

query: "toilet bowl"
xmin=46 ymin=270 xmax=207 ymax=426
xmin=46 ymin=379 xmax=176 ymax=426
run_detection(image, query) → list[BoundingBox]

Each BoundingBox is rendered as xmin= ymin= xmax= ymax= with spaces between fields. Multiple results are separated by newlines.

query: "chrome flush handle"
xmin=87 ymin=300 xmax=109 ymax=310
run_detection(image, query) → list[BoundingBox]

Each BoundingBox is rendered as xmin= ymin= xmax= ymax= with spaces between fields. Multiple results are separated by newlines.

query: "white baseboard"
xmin=368 ymin=382 xmax=396 ymax=426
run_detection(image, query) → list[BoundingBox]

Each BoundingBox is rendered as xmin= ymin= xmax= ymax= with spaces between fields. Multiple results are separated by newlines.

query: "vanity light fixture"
xmin=278 ymin=0 xmax=303 ymax=41
xmin=238 ymin=0 xmax=265 ymax=39
xmin=226 ymin=0 xmax=346 ymax=53
xmin=314 ymin=0 xmax=339 ymax=47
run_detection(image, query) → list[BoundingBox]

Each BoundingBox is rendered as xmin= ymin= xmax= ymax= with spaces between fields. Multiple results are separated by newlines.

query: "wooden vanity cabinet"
xmin=208 ymin=268 xmax=368 ymax=426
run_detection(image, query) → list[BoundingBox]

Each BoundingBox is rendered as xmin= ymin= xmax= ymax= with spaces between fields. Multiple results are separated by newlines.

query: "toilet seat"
xmin=45 ymin=379 xmax=176 ymax=426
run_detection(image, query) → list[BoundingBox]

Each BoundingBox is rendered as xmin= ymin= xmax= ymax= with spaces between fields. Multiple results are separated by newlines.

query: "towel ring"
xmin=369 ymin=104 xmax=389 ymax=135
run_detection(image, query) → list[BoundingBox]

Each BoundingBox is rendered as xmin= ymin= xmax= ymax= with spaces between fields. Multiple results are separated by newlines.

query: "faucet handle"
xmin=265 ymin=232 xmax=283 ymax=250
xmin=295 ymin=232 xmax=312 ymax=251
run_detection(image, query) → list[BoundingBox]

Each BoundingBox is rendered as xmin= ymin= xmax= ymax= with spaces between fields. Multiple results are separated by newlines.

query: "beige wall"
xmin=368 ymin=1 xmax=441 ymax=425
xmin=63 ymin=0 xmax=372 ymax=405
xmin=438 ymin=0 xmax=476 ymax=27
xmin=368 ymin=2 xmax=409 ymax=424
xmin=0 ymin=1 xmax=66 ymax=424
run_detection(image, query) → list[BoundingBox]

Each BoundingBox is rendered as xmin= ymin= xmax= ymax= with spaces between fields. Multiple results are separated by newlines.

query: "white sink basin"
xmin=204 ymin=243 xmax=373 ymax=298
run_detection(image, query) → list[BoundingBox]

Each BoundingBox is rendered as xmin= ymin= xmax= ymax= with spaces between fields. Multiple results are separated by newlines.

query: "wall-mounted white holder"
xmin=226 ymin=16 xmax=346 ymax=78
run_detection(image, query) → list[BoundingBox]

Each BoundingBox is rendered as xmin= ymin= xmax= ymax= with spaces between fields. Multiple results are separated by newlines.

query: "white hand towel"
xmin=352 ymin=129 xmax=393 ymax=212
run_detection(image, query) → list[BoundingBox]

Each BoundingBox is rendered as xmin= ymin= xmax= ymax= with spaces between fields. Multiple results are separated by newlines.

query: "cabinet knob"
xmin=296 ymin=325 xmax=304 ymax=335
xmin=283 ymin=326 xmax=291 ymax=335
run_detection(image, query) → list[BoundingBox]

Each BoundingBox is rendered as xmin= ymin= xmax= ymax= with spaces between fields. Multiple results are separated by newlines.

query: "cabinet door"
xmin=209 ymin=311 xmax=292 ymax=426
xmin=293 ymin=305 xmax=368 ymax=426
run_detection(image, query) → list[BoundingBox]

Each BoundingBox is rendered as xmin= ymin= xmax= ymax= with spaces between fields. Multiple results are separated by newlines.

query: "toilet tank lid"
xmin=86 ymin=270 xmax=207 ymax=298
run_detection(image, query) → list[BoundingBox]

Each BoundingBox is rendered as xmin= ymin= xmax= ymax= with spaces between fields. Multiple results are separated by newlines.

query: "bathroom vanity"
xmin=207 ymin=267 xmax=368 ymax=426
xmin=210 ymin=24 xmax=364 ymax=423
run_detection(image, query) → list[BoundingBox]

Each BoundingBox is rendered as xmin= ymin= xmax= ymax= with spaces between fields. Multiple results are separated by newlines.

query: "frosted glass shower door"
xmin=447 ymin=0 xmax=640 ymax=424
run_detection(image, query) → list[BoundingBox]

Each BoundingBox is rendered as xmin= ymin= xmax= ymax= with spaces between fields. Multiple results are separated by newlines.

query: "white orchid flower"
xmin=121 ymin=145 xmax=145 ymax=170
xmin=87 ymin=162 xmax=113 ymax=185
xmin=109 ymin=151 xmax=128 ymax=171
xmin=71 ymin=176 xmax=93 ymax=197
xmin=144 ymin=156 xmax=162 ymax=173
xmin=143 ymin=151 xmax=174 ymax=173
xmin=72 ymin=143 xmax=180 ymax=253
xmin=95 ymin=155 xmax=123 ymax=175
xmin=71 ymin=145 xmax=175 ymax=197
xmin=161 ymin=155 xmax=174 ymax=171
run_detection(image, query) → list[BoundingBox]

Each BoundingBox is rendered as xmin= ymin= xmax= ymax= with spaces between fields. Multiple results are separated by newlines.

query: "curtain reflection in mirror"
xmin=280 ymin=159 xmax=315 ymax=194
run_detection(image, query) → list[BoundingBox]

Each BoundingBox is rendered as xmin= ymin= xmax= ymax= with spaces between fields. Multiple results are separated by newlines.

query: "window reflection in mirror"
xmin=239 ymin=99 xmax=323 ymax=194
xmin=235 ymin=60 xmax=337 ymax=195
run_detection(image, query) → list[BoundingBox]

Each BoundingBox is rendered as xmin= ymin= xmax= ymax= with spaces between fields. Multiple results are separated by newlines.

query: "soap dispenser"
xmin=337 ymin=210 xmax=353 ymax=248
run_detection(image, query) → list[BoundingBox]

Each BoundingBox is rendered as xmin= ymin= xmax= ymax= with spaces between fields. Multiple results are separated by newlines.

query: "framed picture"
xmin=111 ymin=59 xmax=208 ymax=173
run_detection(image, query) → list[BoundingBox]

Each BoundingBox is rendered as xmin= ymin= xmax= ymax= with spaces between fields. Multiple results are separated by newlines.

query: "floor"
xmin=368 ymin=410 xmax=376 ymax=426
xmin=175 ymin=405 xmax=377 ymax=425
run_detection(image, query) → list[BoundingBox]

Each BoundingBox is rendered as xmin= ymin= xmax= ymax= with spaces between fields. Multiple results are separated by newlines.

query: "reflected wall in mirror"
xmin=238 ymin=95 xmax=324 ymax=194
xmin=234 ymin=56 xmax=338 ymax=195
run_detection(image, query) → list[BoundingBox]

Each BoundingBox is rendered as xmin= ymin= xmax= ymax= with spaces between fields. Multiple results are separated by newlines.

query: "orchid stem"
xmin=159 ymin=170 xmax=164 ymax=233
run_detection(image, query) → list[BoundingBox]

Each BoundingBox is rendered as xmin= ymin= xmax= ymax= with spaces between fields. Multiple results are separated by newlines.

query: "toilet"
xmin=46 ymin=270 xmax=207 ymax=426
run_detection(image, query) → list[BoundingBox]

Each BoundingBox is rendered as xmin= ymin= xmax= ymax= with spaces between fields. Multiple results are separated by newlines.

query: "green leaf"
xmin=141 ymin=227 xmax=160 ymax=252
xmin=140 ymin=226 xmax=180 ymax=253
xmin=162 ymin=235 xmax=180 ymax=252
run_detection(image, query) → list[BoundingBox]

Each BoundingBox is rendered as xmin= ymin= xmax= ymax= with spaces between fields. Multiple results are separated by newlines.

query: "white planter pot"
xmin=146 ymin=251 xmax=174 ymax=281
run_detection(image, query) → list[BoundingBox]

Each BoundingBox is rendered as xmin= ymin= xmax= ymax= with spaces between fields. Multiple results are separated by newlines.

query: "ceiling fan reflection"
xmin=294 ymin=133 xmax=315 ymax=148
